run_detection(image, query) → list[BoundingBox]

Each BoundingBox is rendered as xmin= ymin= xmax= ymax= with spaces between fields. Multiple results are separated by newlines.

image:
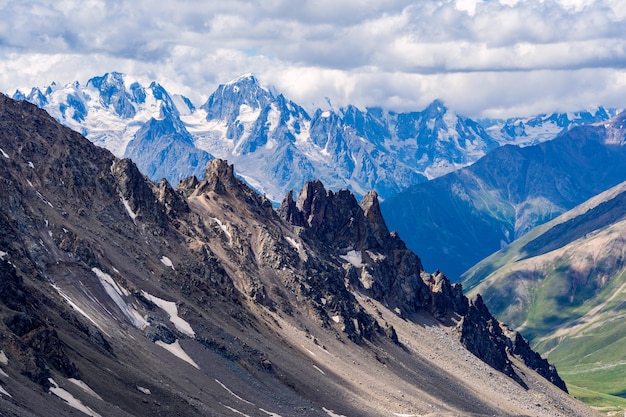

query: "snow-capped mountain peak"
xmin=10 ymin=72 xmax=619 ymax=203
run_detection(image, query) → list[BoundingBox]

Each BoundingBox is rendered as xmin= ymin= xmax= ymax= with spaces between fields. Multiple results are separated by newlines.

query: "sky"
xmin=0 ymin=0 xmax=625 ymax=118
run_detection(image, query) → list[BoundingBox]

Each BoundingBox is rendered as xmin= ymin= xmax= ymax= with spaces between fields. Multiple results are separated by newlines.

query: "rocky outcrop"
xmin=279 ymin=180 xmax=567 ymax=391
xmin=509 ymin=329 xmax=568 ymax=392
xmin=111 ymin=158 xmax=168 ymax=227
xmin=457 ymin=294 xmax=567 ymax=392
xmin=457 ymin=294 xmax=521 ymax=385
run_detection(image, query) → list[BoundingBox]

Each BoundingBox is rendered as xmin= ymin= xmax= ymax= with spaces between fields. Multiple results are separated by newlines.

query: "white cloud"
xmin=0 ymin=0 xmax=625 ymax=117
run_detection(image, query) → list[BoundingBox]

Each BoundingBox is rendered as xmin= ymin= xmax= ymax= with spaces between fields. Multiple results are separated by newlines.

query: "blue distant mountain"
xmin=381 ymin=115 xmax=626 ymax=280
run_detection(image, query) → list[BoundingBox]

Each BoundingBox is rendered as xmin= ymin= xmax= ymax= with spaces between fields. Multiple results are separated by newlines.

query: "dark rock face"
xmin=0 ymin=261 xmax=79 ymax=389
xmin=457 ymin=294 xmax=520 ymax=384
xmin=510 ymin=330 xmax=568 ymax=392
xmin=457 ymin=294 xmax=567 ymax=393
xmin=279 ymin=181 xmax=471 ymax=321
xmin=111 ymin=158 xmax=168 ymax=227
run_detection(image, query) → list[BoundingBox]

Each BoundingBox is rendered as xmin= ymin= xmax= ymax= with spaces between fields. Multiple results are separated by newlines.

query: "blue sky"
xmin=0 ymin=0 xmax=625 ymax=117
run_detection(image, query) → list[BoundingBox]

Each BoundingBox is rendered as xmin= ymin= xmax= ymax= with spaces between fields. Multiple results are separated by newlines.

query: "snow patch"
xmin=340 ymin=250 xmax=363 ymax=268
xmin=27 ymin=161 xmax=35 ymax=168
xmin=119 ymin=193 xmax=137 ymax=221
xmin=222 ymin=405 xmax=251 ymax=417
xmin=92 ymin=268 xmax=129 ymax=296
xmin=51 ymin=283 xmax=103 ymax=331
xmin=93 ymin=268 xmax=147 ymax=329
xmin=237 ymin=104 xmax=261 ymax=124
xmin=323 ymin=407 xmax=347 ymax=417
xmin=141 ymin=291 xmax=195 ymax=337
xmin=137 ymin=386 xmax=151 ymax=395
xmin=160 ymin=256 xmax=175 ymax=270
xmin=313 ymin=365 xmax=325 ymax=375
xmin=0 ymin=351 xmax=7 ymax=366
xmin=0 ymin=251 xmax=7 ymax=261
xmin=285 ymin=237 xmax=301 ymax=251
xmin=48 ymin=378 xmax=102 ymax=417
xmin=36 ymin=191 xmax=54 ymax=207
xmin=213 ymin=218 xmax=232 ymax=241
xmin=155 ymin=340 xmax=199 ymax=369
xmin=0 ymin=147 xmax=9 ymax=159
xmin=259 ymin=408 xmax=283 ymax=417
xmin=0 ymin=385 xmax=11 ymax=397
xmin=68 ymin=378 xmax=103 ymax=401
xmin=331 ymin=315 xmax=341 ymax=323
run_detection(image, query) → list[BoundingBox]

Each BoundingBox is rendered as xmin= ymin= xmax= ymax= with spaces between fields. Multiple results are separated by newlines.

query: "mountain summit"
xmin=0 ymin=93 xmax=596 ymax=416
xmin=15 ymin=72 xmax=593 ymax=201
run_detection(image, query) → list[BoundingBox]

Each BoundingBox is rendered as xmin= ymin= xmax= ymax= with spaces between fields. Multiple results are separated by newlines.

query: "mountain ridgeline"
xmin=13 ymin=72 xmax=617 ymax=203
xmin=382 ymin=114 xmax=626 ymax=279
xmin=0 ymin=93 xmax=597 ymax=416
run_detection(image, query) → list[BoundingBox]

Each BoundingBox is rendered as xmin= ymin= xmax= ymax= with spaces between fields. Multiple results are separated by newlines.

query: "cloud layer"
xmin=1 ymin=0 xmax=625 ymax=117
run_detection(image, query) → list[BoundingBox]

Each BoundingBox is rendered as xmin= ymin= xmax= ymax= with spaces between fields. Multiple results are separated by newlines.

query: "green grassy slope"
xmin=461 ymin=181 xmax=626 ymax=412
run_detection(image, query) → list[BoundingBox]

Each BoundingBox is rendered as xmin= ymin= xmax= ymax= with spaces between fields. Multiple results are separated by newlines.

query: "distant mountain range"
xmin=11 ymin=72 xmax=618 ymax=202
xmin=461 ymin=173 xmax=626 ymax=412
xmin=0 ymin=93 xmax=594 ymax=416
xmin=381 ymin=113 xmax=626 ymax=280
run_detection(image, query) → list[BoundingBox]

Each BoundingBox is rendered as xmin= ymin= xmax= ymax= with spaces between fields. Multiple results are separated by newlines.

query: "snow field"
xmin=141 ymin=291 xmax=195 ymax=337
xmin=155 ymin=340 xmax=199 ymax=369
xmin=48 ymin=378 xmax=102 ymax=417
xmin=160 ymin=255 xmax=175 ymax=270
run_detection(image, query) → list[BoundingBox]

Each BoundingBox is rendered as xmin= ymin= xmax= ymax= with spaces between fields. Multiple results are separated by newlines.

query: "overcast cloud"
xmin=0 ymin=0 xmax=625 ymax=117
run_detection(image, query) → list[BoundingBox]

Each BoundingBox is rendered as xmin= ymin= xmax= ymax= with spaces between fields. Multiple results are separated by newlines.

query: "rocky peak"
xmin=191 ymin=159 xmax=275 ymax=217
xmin=156 ymin=178 xmax=189 ymax=217
xmin=87 ymin=72 xmax=136 ymax=119
xmin=201 ymin=73 xmax=273 ymax=122
xmin=604 ymin=110 xmax=626 ymax=145
xmin=277 ymin=189 xmax=305 ymax=227
xmin=295 ymin=180 xmax=330 ymax=229
xmin=359 ymin=190 xmax=390 ymax=240
xmin=423 ymin=98 xmax=448 ymax=119
xmin=111 ymin=158 xmax=168 ymax=227
xmin=196 ymin=159 xmax=238 ymax=195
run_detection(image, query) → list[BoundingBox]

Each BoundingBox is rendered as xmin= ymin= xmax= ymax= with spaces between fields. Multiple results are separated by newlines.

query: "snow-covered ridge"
xmin=12 ymin=73 xmax=619 ymax=203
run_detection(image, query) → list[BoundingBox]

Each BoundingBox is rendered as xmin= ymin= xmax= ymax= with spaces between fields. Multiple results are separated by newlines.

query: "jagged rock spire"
xmin=195 ymin=159 xmax=238 ymax=195
xmin=278 ymin=189 xmax=305 ymax=227
xmin=360 ymin=190 xmax=390 ymax=239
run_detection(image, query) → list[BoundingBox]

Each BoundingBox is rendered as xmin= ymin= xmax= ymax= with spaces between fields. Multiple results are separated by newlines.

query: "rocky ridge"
xmin=0 ymin=93 xmax=597 ymax=416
